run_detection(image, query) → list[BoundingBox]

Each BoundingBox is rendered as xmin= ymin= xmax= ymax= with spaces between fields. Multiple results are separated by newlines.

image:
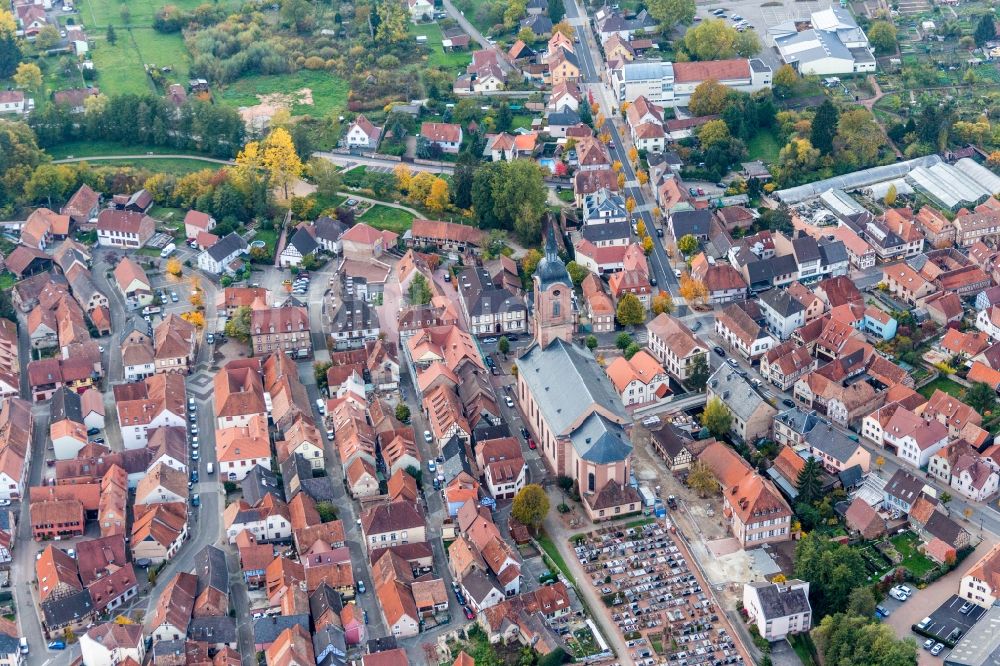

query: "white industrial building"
xmin=770 ymin=6 xmax=876 ymax=75
xmin=609 ymin=58 xmax=772 ymax=106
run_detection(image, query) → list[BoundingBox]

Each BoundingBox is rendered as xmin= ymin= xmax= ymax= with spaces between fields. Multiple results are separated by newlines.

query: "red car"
xmin=463 ymin=606 xmax=475 ymax=620
xmin=528 ymin=439 xmax=537 ymax=450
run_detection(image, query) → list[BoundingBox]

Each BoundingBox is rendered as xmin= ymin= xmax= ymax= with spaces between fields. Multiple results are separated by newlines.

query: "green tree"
xmin=471 ymin=160 xmax=547 ymax=244
xmin=314 ymin=361 xmax=332 ymax=393
xmin=452 ymin=151 xmax=477 ymax=209
xmin=966 ymin=381 xmax=997 ymax=414
xmin=810 ymin=100 xmax=839 ymax=155
xmin=106 ymin=24 xmax=117 ymax=44
xmin=845 ymin=587 xmax=877 ymax=618
xmin=281 ymin=0 xmax=314 ymax=31
xmin=585 ymin=335 xmax=598 ymax=351
xmin=975 ymin=12 xmax=997 ymax=46
xmin=0 ymin=10 xmax=21 ymax=79
xmin=520 ymin=249 xmax=543 ymax=281
xmin=624 ymin=342 xmax=641 ymax=360
xmin=796 ymin=457 xmax=823 ymax=505
xmin=565 ymin=260 xmax=588 ymax=286
xmin=698 ymin=119 xmax=731 ymax=148
xmin=701 ymin=397 xmax=731 ymax=438
xmin=647 ymin=0 xmax=695 ymax=31
xmin=814 ymin=612 xmax=917 ymax=666
xmin=615 ymin=332 xmax=634 ymax=351
xmin=408 ymin=272 xmax=433 ymax=305
xmin=616 ymin=293 xmax=645 ymax=327
xmin=677 ymin=234 xmax=699 ymax=256
xmin=315 ymin=502 xmax=337 ymax=522
xmin=308 ymin=157 xmax=342 ymax=200
xmin=224 ymin=306 xmax=253 ymax=342
xmin=794 ymin=533 xmax=868 ymax=618
xmin=375 ymin=0 xmax=409 ymax=43
xmin=395 ymin=402 xmax=411 ymax=422
xmin=867 ymin=20 xmax=898 ymax=54
xmin=686 ymin=460 xmax=718 ymax=497
xmin=34 ymin=24 xmax=59 ymax=50
xmin=498 ymin=336 xmax=510 ymax=356
xmin=512 ymin=484 xmax=550 ymax=530
xmin=548 ymin=0 xmax=565 ymax=23
xmin=733 ymin=30 xmax=761 ymax=57
xmin=496 ymin=102 xmax=513 ymax=133
xmin=835 ymin=108 xmax=884 ymax=170
xmin=687 ymin=354 xmax=709 ymax=391
xmin=939 ymin=491 xmax=952 ymax=507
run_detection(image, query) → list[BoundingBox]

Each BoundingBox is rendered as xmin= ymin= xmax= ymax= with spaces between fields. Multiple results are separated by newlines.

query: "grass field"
xmin=890 ymin=532 xmax=937 ymax=577
xmin=408 ymin=23 xmax=470 ymax=73
xmin=537 ymin=531 xmax=572 ymax=581
xmin=47 ymin=141 xmax=216 ymax=159
xmin=83 ymin=157 xmax=224 ymax=174
xmin=359 ymin=205 xmax=414 ymax=234
xmin=79 ymin=0 xmax=239 ymax=28
xmin=918 ymin=375 xmax=966 ymax=399
xmin=217 ymin=70 xmax=350 ymax=118
xmin=747 ymin=129 xmax=781 ymax=164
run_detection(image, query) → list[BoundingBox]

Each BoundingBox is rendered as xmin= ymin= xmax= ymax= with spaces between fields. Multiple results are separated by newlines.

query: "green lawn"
xmin=253 ymin=228 xmax=279 ymax=254
xmin=747 ymin=129 xmax=781 ymax=164
xmin=537 ymin=531 xmax=573 ymax=581
xmin=918 ymin=376 xmax=966 ymax=399
xmin=0 ymin=273 xmax=15 ymax=291
xmin=359 ymin=204 xmax=414 ymax=234
xmin=48 ymin=141 xmax=213 ymax=160
xmin=84 ymin=157 xmax=223 ymax=174
xmin=408 ymin=22 xmax=470 ymax=73
xmin=789 ymin=634 xmax=818 ymax=666
xmin=79 ymin=0 xmax=239 ymax=27
xmin=890 ymin=531 xmax=937 ymax=577
xmin=217 ymin=70 xmax=350 ymax=118
xmin=511 ymin=114 xmax=535 ymax=131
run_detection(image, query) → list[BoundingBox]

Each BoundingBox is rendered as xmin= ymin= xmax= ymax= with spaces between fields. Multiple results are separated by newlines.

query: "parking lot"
xmin=914 ymin=595 xmax=986 ymax=650
xmin=572 ymin=520 xmax=751 ymax=665
xmin=693 ymin=0 xmax=830 ymax=69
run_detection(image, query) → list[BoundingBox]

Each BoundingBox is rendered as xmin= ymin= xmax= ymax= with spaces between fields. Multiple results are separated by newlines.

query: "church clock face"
xmin=552 ymin=289 xmax=561 ymax=297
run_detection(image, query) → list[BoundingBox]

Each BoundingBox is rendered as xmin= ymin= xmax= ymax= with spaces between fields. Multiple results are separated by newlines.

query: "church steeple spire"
xmin=544 ymin=223 xmax=559 ymax=263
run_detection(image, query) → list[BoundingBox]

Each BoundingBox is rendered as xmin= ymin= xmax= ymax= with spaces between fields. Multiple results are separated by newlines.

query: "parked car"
xmin=528 ymin=439 xmax=537 ymax=450
xmin=922 ymin=639 xmax=935 ymax=651
xmin=520 ymin=426 xmax=529 ymax=440
xmin=363 ymin=610 xmax=369 ymax=624
xmin=875 ymin=605 xmax=890 ymax=618
xmin=356 ymin=580 xmax=366 ymax=594
xmin=505 ymin=396 xmax=514 ymax=408
xmin=192 ymin=494 xmax=200 ymax=507
xmin=170 ymin=291 xmax=179 ymax=302
xmin=960 ymin=602 xmax=973 ymax=614
xmin=931 ymin=644 xmax=944 ymax=656
xmin=424 ymin=430 xmax=433 ymax=443
xmin=0 ymin=500 xmax=10 ymax=507
xmin=713 ymin=346 xmax=725 ymax=357
xmin=47 ymin=642 xmax=65 ymax=651
xmin=782 ymin=398 xmax=796 ymax=408
xmin=463 ymin=606 xmax=475 ymax=620
xmin=899 ymin=584 xmax=913 ymax=597
xmin=889 ymin=587 xmax=907 ymax=601
xmin=206 ymin=333 xmax=215 ymax=344
xmin=727 ymin=358 xmax=739 ymax=368
xmin=482 ymin=337 xmax=498 ymax=344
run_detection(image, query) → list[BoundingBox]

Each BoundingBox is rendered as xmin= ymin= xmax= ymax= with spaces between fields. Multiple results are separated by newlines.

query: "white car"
xmin=889 ymin=587 xmax=907 ymax=601
xmin=423 ymin=430 xmax=433 ymax=443
xmin=727 ymin=358 xmax=739 ymax=368
xmin=505 ymin=396 xmax=514 ymax=408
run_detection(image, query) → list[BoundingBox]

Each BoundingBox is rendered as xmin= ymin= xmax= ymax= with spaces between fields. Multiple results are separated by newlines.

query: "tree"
xmin=683 ymin=20 xmax=743 ymax=61
xmin=686 ymin=460 xmax=718 ymax=497
xmin=624 ymin=342 xmax=642 ymax=359
xmin=13 ymin=62 xmax=41 ymax=92
xmin=814 ymin=612 xmax=917 ymax=666
xmin=585 ymin=335 xmax=599 ymax=351
xmin=106 ymin=23 xmax=117 ymax=44
xmin=687 ymin=354 xmax=710 ymax=390
xmin=701 ymin=397 xmax=731 ymax=438
xmin=408 ymin=272 xmax=433 ymax=305
xmin=190 ymin=290 xmax=204 ymax=309
xmin=625 ymin=195 xmax=636 ymax=214
xmin=676 ymin=234 xmax=700 ymax=257
xmin=811 ymin=100 xmax=839 ymax=156
xmin=939 ymin=491 xmax=953 ymax=507
xmin=308 ymin=157 xmax=342 ymax=200
xmin=498 ymin=336 xmax=510 ymax=356
xmin=966 ymin=381 xmax=997 ymax=414
xmin=512 ymin=484 xmax=549 ymax=530
xmin=688 ymin=80 xmax=733 ymax=116
xmin=796 ymin=457 xmax=823 ymax=506
xmin=975 ymin=12 xmax=997 ymax=46
xmin=648 ymin=0 xmax=695 ymax=30
xmin=34 ymin=24 xmax=60 ymax=50
xmin=616 ymin=293 xmax=645 ymax=326
xmin=166 ymin=258 xmax=182 ymax=276
xmin=794 ymin=533 xmax=868 ymax=618
xmin=471 ymin=160 xmax=547 ymax=243
xmin=281 ymin=0 xmax=314 ymax=31
xmin=615 ymin=332 xmax=634 ymax=351
xmin=261 ymin=127 xmax=303 ymax=199
xmin=376 ymin=0 xmax=408 ymax=43
xmin=521 ymin=249 xmax=542 ymax=279
xmin=548 ymin=0 xmax=565 ymax=23
xmin=180 ymin=311 xmax=206 ymax=328
xmin=0 ymin=9 xmax=21 ymax=79
xmin=315 ymin=502 xmax=337 ymax=522
xmin=395 ymin=403 xmax=411 ymax=422
xmin=651 ymin=292 xmax=674 ymax=315
xmin=845 ymin=587 xmax=877 ymax=618
xmin=772 ymin=64 xmax=797 ymax=98
xmin=734 ymin=30 xmax=761 ymax=57
xmin=224 ymin=306 xmax=253 ymax=342
xmin=426 ymin=177 xmax=450 ymax=212
xmin=884 ymin=183 xmax=897 ymax=206
xmin=679 ymin=274 xmax=708 ymax=305
xmin=565 ymin=261 xmax=588 ymax=286
xmin=835 ymin=108 xmax=884 ymax=170
xmin=698 ymin=119 xmax=731 ymax=148
xmin=642 ymin=236 xmax=654 ymax=255
xmin=868 ymin=20 xmax=898 ymax=54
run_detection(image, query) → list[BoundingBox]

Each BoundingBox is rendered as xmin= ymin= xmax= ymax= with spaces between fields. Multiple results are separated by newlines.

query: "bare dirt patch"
xmin=238 ymin=88 xmax=315 ymax=129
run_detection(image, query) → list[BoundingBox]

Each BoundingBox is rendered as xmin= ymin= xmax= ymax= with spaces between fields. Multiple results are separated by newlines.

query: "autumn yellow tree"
xmin=232 ymin=141 xmax=265 ymax=190
xmin=652 ymin=292 xmax=674 ymax=315
xmin=394 ymin=164 xmax=413 ymax=193
xmin=166 ymin=258 xmax=182 ymax=277
xmin=642 ymin=236 xmax=654 ymax=254
xmin=612 ymin=160 xmax=623 ymax=173
xmin=261 ymin=127 xmax=303 ymax=200
xmin=552 ymin=20 xmax=574 ymax=37
xmin=13 ymin=62 xmax=42 ymax=92
xmin=181 ymin=311 xmax=206 ymax=328
xmin=595 ymin=113 xmax=606 ymax=128
xmin=408 ymin=172 xmax=435 ymax=206
xmin=627 ymin=146 xmax=639 ymax=165
xmin=617 ymin=172 xmax=626 ymax=189
xmin=426 ymin=177 xmax=449 ymax=213
xmin=637 ymin=170 xmax=649 ymax=186
xmin=652 ymin=206 xmax=661 ymax=221
xmin=635 ymin=219 xmax=646 ymax=237
xmin=679 ymin=274 xmax=709 ymax=305
xmin=620 ymin=101 xmax=630 ymax=116
xmin=625 ymin=196 xmax=636 ymax=214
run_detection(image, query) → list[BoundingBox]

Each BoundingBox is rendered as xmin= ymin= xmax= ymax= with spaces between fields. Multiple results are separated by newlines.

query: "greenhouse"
xmin=775 ymin=155 xmax=942 ymax=204
xmin=905 ymin=162 xmax=992 ymax=211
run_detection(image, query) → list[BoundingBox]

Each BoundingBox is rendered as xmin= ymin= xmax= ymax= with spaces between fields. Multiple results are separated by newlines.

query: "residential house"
xmin=760 ymin=341 xmax=814 ymax=391
xmin=113 ymin=374 xmax=186 ymax=449
xmin=605 ymin=350 xmax=670 ymax=407
xmin=420 ymin=123 xmax=463 ymax=153
xmin=360 ymin=502 xmax=427 ymax=554
xmin=645 ymin=313 xmax=708 ymax=384
xmin=706 ymin=367 xmax=777 ymax=443
xmin=345 ymin=115 xmax=382 ymax=149
xmin=714 ymin=302 xmax=775 ymax=360
xmin=153 ymin=314 xmax=197 ymax=375
xmin=251 ymin=306 xmax=311 ymax=358
xmin=197 ymin=232 xmax=247 ymax=275
xmin=183 ymin=211 xmax=216 ymax=239
xmin=883 ymin=406 xmax=950 ymax=469
xmin=96 ymin=210 xmax=154 ymax=249
xmin=113 ymin=258 xmax=153 ymax=311
xmin=803 ymin=423 xmax=870 ymax=473
xmin=960 ymin=542 xmax=1000 ymax=608
xmin=758 ymin=288 xmax=805 ymax=340
xmin=743 ymin=580 xmax=812 ymax=641
xmin=279 ymin=227 xmax=320 ymax=269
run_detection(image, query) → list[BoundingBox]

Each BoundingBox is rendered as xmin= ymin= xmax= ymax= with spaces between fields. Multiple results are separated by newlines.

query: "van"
xmin=206 ymin=463 xmax=214 ymax=474
xmin=160 ymin=243 xmax=177 ymax=259
xmin=19 ymin=637 xmax=27 ymax=654
xmin=316 ymin=398 xmax=326 ymax=415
